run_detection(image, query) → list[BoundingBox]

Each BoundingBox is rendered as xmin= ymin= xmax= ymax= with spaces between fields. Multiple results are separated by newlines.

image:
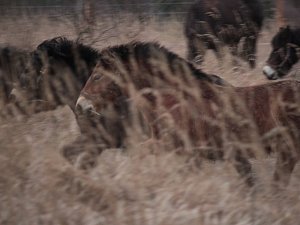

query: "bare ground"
xmin=1 ymin=15 xmax=300 ymax=225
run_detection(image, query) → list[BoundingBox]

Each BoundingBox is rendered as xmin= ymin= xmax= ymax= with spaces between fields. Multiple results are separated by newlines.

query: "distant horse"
xmin=185 ymin=0 xmax=264 ymax=68
xmin=74 ymin=41 xmax=300 ymax=187
xmin=263 ymin=26 xmax=300 ymax=80
xmin=14 ymin=36 xmax=101 ymax=112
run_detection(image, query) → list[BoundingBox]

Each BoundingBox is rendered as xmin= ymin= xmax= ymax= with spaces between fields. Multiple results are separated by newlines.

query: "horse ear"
xmin=279 ymin=25 xmax=292 ymax=38
xmin=279 ymin=25 xmax=290 ymax=32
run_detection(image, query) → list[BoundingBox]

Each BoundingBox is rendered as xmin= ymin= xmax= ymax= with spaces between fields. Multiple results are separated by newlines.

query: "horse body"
xmin=75 ymin=41 xmax=300 ymax=187
xmin=74 ymin=41 xmax=230 ymax=152
xmin=184 ymin=0 xmax=264 ymax=68
xmin=263 ymin=26 xmax=300 ymax=80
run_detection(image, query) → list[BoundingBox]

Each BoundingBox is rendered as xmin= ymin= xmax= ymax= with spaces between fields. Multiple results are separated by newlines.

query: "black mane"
xmin=99 ymin=41 xmax=216 ymax=83
xmin=272 ymin=27 xmax=300 ymax=48
xmin=35 ymin=36 xmax=101 ymax=77
xmin=17 ymin=36 xmax=102 ymax=110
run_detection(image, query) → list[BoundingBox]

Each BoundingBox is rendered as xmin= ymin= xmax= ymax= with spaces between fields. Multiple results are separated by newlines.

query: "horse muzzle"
xmin=75 ymin=95 xmax=95 ymax=114
xmin=9 ymin=87 xmax=25 ymax=103
xmin=263 ymin=65 xmax=280 ymax=80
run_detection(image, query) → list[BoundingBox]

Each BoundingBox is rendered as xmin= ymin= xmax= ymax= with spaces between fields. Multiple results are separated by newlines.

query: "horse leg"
xmin=62 ymin=135 xmax=102 ymax=170
xmin=187 ymin=36 xmax=207 ymax=65
xmin=273 ymin=150 xmax=298 ymax=187
xmin=273 ymin=114 xmax=300 ymax=187
xmin=233 ymin=149 xmax=255 ymax=187
xmin=241 ymin=36 xmax=257 ymax=69
xmin=208 ymin=38 xmax=224 ymax=64
xmin=229 ymin=44 xmax=240 ymax=70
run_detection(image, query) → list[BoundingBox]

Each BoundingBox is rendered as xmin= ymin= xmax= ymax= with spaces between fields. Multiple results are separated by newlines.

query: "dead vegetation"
xmin=0 ymin=13 xmax=300 ymax=225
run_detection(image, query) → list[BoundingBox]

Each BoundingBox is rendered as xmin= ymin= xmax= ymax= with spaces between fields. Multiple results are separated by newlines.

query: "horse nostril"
xmin=75 ymin=96 xmax=94 ymax=114
xmin=75 ymin=103 xmax=91 ymax=114
xmin=75 ymin=103 xmax=84 ymax=114
xmin=87 ymin=105 xmax=94 ymax=111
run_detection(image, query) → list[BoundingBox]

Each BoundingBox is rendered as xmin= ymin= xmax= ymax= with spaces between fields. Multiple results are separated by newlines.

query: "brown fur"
xmin=76 ymin=42 xmax=300 ymax=187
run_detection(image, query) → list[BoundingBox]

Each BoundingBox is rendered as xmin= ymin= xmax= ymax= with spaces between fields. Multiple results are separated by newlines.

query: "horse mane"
xmin=99 ymin=41 xmax=214 ymax=83
xmin=272 ymin=26 xmax=300 ymax=47
xmin=35 ymin=36 xmax=101 ymax=72
xmin=20 ymin=37 xmax=102 ymax=109
xmin=290 ymin=28 xmax=300 ymax=45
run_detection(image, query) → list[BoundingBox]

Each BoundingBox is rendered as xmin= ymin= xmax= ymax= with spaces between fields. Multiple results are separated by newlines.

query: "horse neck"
xmin=291 ymin=29 xmax=300 ymax=46
xmin=78 ymin=46 xmax=99 ymax=63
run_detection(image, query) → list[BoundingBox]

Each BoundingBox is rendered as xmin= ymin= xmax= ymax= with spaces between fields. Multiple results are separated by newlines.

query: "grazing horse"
xmin=74 ymin=41 xmax=300 ymax=187
xmin=14 ymin=36 xmax=101 ymax=112
xmin=0 ymin=46 xmax=29 ymax=105
xmin=185 ymin=0 xmax=264 ymax=68
xmin=263 ymin=26 xmax=300 ymax=80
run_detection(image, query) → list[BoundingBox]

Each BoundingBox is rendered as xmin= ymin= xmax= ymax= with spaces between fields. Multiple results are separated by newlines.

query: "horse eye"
xmin=93 ymin=74 xmax=101 ymax=81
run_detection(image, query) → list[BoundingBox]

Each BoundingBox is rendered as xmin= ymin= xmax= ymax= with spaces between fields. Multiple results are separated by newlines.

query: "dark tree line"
xmin=0 ymin=0 xmax=295 ymax=21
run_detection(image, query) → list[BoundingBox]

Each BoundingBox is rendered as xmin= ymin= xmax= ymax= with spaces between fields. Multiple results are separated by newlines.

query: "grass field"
xmin=1 ymin=14 xmax=300 ymax=225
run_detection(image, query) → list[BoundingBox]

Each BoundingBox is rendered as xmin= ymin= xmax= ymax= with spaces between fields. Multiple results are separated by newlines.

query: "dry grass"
xmin=1 ymin=14 xmax=300 ymax=225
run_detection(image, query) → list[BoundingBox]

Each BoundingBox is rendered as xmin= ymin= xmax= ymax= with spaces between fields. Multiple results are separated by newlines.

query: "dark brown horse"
xmin=185 ymin=0 xmax=264 ymax=68
xmin=263 ymin=26 xmax=300 ymax=80
xmin=12 ymin=37 xmax=101 ymax=112
xmin=75 ymin=41 xmax=300 ymax=187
